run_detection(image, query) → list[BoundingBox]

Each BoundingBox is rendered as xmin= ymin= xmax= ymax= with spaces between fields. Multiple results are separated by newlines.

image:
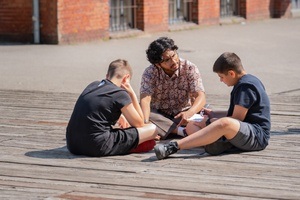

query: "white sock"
xmin=177 ymin=126 xmax=186 ymax=137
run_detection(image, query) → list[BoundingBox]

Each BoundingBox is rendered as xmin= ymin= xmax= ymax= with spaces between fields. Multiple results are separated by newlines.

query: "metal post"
xmin=32 ymin=0 xmax=40 ymax=44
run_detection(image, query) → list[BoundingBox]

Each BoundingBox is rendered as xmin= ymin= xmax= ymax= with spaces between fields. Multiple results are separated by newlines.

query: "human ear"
xmin=155 ymin=63 xmax=161 ymax=68
xmin=122 ymin=74 xmax=130 ymax=83
xmin=228 ymin=70 xmax=236 ymax=77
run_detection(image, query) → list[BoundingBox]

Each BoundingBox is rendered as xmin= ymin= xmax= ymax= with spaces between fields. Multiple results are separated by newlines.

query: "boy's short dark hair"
xmin=146 ymin=37 xmax=178 ymax=64
xmin=107 ymin=59 xmax=132 ymax=79
xmin=213 ymin=52 xmax=244 ymax=74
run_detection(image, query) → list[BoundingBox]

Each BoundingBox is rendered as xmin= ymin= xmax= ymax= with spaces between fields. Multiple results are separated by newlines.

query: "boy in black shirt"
xmin=66 ymin=59 xmax=158 ymax=157
xmin=154 ymin=52 xmax=271 ymax=159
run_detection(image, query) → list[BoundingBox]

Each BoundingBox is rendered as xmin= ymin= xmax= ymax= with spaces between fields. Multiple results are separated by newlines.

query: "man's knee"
xmin=216 ymin=117 xmax=240 ymax=139
xmin=216 ymin=117 xmax=232 ymax=128
xmin=145 ymin=123 xmax=158 ymax=137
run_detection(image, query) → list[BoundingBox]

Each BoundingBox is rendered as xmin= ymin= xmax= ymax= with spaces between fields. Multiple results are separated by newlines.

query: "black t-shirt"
xmin=66 ymin=79 xmax=131 ymax=156
xmin=227 ymin=74 xmax=271 ymax=146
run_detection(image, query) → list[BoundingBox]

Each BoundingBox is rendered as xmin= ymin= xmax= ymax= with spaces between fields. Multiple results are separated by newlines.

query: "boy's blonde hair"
xmin=107 ymin=59 xmax=132 ymax=80
xmin=213 ymin=52 xmax=244 ymax=74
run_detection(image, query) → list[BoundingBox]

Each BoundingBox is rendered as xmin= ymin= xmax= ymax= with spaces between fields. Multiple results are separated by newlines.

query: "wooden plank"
xmin=0 ymin=89 xmax=299 ymax=199
xmin=0 ymin=161 xmax=298 ymax=200
xmin=0 ymin=178 xmax=235 ymax=200
xmin=0 ymin=138 xmax=299 ymax=198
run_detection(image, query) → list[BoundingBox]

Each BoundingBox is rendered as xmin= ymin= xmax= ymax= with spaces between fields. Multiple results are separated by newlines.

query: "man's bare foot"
xmin=155 ymin=135 xmax=161 ymax=141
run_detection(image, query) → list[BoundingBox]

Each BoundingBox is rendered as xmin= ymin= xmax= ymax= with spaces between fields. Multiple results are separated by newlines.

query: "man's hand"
xmin=202 ymin=107 xmax=214 ymax=119
xmin=118 ymin=114 xmax=130 ymax=128
xmin=121 ymin=79 xmax=134 ymax=96
xmin=174 ymin=110 xmax=194 ymax=127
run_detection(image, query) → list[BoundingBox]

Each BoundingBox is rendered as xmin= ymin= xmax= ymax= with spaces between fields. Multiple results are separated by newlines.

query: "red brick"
xmin=0 ymin=0 xmax=292 ymax=44
xmin=136 ymin=0 xmax=169 ymax=32
xmin=192 ymin=0 xmax=219 ymax=25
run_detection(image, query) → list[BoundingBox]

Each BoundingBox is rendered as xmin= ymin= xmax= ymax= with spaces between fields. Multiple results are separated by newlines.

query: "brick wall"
xmin=245 ymin=0 xmax=291 ymax=20
xmin=192 ymin=0 xmax=219 ymax=25
xmin=245 ymin=0 xmax=272 ymax=20
xmin=0 ymin=0 xmax=33 ymax=43
xmin=136 ymin=0 xmax=169 ymax=32
xmin=0 ymin=0 xmax=109 ymax=44
xmin=57 ymin=0 xmax=109 ymax=44
xmin=273 ymin=0 xmax=292 ymax=18
xmin=0 ymin=0 xmax=292 ymax=44
xmin=40 ymin=0 xmax=58 ymax=44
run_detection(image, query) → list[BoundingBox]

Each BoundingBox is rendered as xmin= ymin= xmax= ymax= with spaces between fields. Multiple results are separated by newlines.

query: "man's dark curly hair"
xmin=146 ymin=37 xmax=178 ymax=64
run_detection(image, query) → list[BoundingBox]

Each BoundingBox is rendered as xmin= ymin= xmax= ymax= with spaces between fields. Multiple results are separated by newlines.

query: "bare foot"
xmin=155 ymin=135 xmax=161 ymax=141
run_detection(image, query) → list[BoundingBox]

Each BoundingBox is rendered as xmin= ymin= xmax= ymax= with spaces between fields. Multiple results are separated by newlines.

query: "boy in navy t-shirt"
xmin=154 ymin=52 xmax=271 ymax=160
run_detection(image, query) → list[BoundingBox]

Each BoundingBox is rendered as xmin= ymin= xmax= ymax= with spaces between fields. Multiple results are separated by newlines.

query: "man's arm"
xmin=121 ymin=104 xmax=144 ymax=127
xmin=175 ymin=90 xmax=206 ymax=125
xmin=140 ymin=93 xmax=152 ymax=123
xmin=188 ymin=90 xmax=206 ymax=116
xmin=121 ymin=80 xmax=144 ymax=127
xmin=206 ymin=105 xmax=247 ymax=123
xmin=206 ymin=110 xmax=227 ymax=120
xmin=231 ymin=105 xmax=248 ymax=121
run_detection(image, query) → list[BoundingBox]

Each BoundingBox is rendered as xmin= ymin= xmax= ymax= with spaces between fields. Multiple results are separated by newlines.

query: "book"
xmin=187 ymin=114 xmax=204 ymax=122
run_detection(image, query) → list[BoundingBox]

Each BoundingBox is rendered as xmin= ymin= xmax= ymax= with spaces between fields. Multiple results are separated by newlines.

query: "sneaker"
xmin=204 ymin=138 xmax=233 ymax=156
xmin=154 ymin=141 xmax=179 ymax=160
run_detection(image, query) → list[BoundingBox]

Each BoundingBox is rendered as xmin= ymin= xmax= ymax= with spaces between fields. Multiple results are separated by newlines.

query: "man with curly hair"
xmin=140 ymin=37 xmax=206 ymax=140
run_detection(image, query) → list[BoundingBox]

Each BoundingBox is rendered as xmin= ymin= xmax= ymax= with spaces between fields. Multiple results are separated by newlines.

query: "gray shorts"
xmin=229 ymin=121 xmax=265 ymax=151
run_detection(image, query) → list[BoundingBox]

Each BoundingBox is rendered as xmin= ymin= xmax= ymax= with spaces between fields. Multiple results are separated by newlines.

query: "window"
xmin=291 ymin=0 xmax=300 ymax=9
xmin=220 ymin=0 xmax=239 ymax=17
xmin=169 ymin=0 xmax=193 ymax=24
xmin=109 ymin=0 xmax=137 ymax=32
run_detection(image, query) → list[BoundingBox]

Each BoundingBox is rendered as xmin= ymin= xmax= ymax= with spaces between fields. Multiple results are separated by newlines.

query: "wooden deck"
xmin=0 ymin=89 xmax=299 ymax=200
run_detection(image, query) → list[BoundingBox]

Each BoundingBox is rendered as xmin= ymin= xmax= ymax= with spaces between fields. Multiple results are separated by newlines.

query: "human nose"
xmin=169 ymin=56 xmax=177 ymax=64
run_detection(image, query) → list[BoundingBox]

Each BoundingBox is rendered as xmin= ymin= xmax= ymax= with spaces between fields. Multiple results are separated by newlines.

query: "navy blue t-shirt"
xmin=66 ymin=79 xmax=131 ymax=156
xmin=227 ymin=74 xmax=271 ymax=146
